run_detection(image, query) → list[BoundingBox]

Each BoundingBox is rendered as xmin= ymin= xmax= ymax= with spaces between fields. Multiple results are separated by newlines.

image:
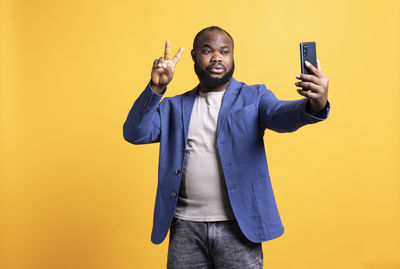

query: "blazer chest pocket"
xmin=227 ymin=104 xmax=258 ymax=137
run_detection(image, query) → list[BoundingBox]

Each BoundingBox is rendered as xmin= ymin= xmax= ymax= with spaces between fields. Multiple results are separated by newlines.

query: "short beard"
xmin=194 ymin=60 xmax=235 ymax=91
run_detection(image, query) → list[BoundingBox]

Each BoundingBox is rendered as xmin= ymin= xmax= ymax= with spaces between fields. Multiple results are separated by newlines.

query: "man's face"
xmin=192 ymin=30 xmax=234 ymax=90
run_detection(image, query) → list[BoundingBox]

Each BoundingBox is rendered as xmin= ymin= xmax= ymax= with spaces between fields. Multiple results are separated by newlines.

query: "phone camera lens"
xmin=303 ymin=47 xmax=308 ymax=57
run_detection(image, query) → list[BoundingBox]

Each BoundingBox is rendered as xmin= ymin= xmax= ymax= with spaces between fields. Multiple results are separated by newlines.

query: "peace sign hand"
xmin=151 ymin=40 xmax=184 ymax=94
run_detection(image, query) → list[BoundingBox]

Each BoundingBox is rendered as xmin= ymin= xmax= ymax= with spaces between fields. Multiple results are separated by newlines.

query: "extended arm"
xmin=258 ymin=88 xmax=330 ymax=133
xmin=259 ymin=59 xmax=330 ymax=132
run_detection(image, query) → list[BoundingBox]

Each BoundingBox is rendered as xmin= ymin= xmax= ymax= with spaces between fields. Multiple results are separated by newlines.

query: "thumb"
xmin=163 ymin=65 xmax=173 ymax=80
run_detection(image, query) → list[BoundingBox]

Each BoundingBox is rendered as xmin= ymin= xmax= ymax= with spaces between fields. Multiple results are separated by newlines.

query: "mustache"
xmin=207 ymin=64 xmax=226 ymax=71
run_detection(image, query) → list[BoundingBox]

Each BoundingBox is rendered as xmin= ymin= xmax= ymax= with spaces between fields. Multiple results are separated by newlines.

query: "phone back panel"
xmin=300 ymin=42 xmax=317 ymax=75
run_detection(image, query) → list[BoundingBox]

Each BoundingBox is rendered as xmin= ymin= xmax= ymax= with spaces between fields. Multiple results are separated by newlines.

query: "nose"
xmin=211 ymin=52 xmax=222 ymax=63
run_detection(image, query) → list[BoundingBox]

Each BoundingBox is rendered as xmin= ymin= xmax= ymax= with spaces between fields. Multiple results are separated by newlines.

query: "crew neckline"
xmin=198 ymin=89 xmax=226 ymax=97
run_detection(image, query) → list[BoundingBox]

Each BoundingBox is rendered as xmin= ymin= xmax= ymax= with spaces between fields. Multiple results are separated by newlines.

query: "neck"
xmin=199 ymin=78 xmax=231 ymax=93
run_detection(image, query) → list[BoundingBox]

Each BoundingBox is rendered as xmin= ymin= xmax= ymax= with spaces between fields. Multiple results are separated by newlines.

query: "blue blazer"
xmin=123 ymin=77 xmax=330 ymax=244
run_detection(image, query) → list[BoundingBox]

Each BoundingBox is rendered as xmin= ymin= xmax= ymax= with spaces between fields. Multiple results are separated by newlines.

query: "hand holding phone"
xmin=296 ymin=41 xmax=330 ymax=115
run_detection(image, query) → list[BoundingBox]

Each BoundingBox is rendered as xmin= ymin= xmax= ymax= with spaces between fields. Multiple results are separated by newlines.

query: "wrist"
xmin=150 ymin=80 xmax=166 ymax=95
xmin=306 ymin=99 xmax=325 ymax=116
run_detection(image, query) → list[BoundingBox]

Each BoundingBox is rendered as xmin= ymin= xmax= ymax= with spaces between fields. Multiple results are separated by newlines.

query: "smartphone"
xmin=300 ymin=42 xmax=317 ymax=75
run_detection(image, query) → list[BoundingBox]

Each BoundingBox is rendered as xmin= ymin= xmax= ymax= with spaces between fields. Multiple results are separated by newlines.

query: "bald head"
xmin=193 ymin=26 xmax=234 ymax=51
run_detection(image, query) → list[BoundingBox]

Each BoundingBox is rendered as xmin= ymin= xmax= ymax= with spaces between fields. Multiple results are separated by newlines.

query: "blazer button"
xmin=171 ymin=192 xmax=177 ymax=198
xmin=181 ymin=146 xmax=185 ymax=152
xmin=175 ymin=169 xmax=181 ymax=175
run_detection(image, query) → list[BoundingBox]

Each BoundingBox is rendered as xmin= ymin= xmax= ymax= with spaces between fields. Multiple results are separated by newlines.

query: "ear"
xmin=191 ymin=49 xmax=196 ymax=62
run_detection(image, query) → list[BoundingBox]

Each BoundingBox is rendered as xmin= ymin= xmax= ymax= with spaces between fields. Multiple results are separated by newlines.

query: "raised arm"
xmin=123 ymin=41 xmax=184 ymax=144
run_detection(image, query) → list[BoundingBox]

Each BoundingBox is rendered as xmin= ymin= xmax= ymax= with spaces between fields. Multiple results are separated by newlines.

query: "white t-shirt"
xmin=174 ymin=89 xmax=235 ymax=222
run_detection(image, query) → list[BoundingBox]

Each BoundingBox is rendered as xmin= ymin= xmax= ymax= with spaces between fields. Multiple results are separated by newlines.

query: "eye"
xmin=202 ymin=49 xmax=211 ymax=54
xmin=222 ymin=50 xmax=229 ymax=54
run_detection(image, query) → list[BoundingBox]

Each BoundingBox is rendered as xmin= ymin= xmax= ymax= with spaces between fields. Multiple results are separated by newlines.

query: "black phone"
xmin=300 ymin=42 xmax=317 ymax=75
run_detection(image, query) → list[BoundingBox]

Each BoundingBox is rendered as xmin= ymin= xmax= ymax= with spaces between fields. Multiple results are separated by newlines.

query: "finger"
xmin=296 ymin=74 xmax=319 ymax=84
xmin=153 ymin=59 xmax=159 ymax=69
xmin=163 ymin=65 xmax=173 ymax=79
xmin=297 ymin=89 xmax=319 ymax=99
xmin=153 ymin=59 xmax=164 ymax=69
xmin=165 ymin=60 xmax=175 ymax=71
xmin=305 ymin=61 xmax=323 ymax=78
xmin=172 ymin=47 xmax=184 ymax=64
xmin=158 ymin=57 xmax=165 ymax=68
xmin=295 ymin=81 xmax=321 ymax=93
xmin=164 ymin=40 xmax=171 ymax=60
xmin=317 ymin=59 xmax=322 ymax=72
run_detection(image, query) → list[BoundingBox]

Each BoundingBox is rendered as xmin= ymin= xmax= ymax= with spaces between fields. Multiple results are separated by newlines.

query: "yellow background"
xmin=1 ymin=0 xmax=399 ymax=268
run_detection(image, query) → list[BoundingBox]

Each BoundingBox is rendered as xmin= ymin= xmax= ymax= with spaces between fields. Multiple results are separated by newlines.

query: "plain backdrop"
xmin=1 ymin=0 xmax=399 ymax=268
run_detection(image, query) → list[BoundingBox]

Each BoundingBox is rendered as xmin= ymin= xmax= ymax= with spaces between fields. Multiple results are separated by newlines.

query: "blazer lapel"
xmin=181 ymin=77 xmax=242 ymax=143
xmin=216 ymin=77 xmax=242 ymax=137
xmin=181 ymin=86 xmax=198 ymax=145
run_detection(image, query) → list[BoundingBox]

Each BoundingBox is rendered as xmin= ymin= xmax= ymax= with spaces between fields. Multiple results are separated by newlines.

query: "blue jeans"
xmin=167 ymin=217 xmax=263 ymax=269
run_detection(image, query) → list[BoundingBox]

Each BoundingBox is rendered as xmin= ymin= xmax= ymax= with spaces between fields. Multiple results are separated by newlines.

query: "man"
xmin=123 ymin=26 xmax=330 ymax=268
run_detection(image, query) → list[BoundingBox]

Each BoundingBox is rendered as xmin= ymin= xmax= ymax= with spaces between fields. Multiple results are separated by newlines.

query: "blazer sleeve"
xmin=258 ymin=84 xmax=330 ymax=133
xmin=123 ymin=80 xmax=165 ymax=144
